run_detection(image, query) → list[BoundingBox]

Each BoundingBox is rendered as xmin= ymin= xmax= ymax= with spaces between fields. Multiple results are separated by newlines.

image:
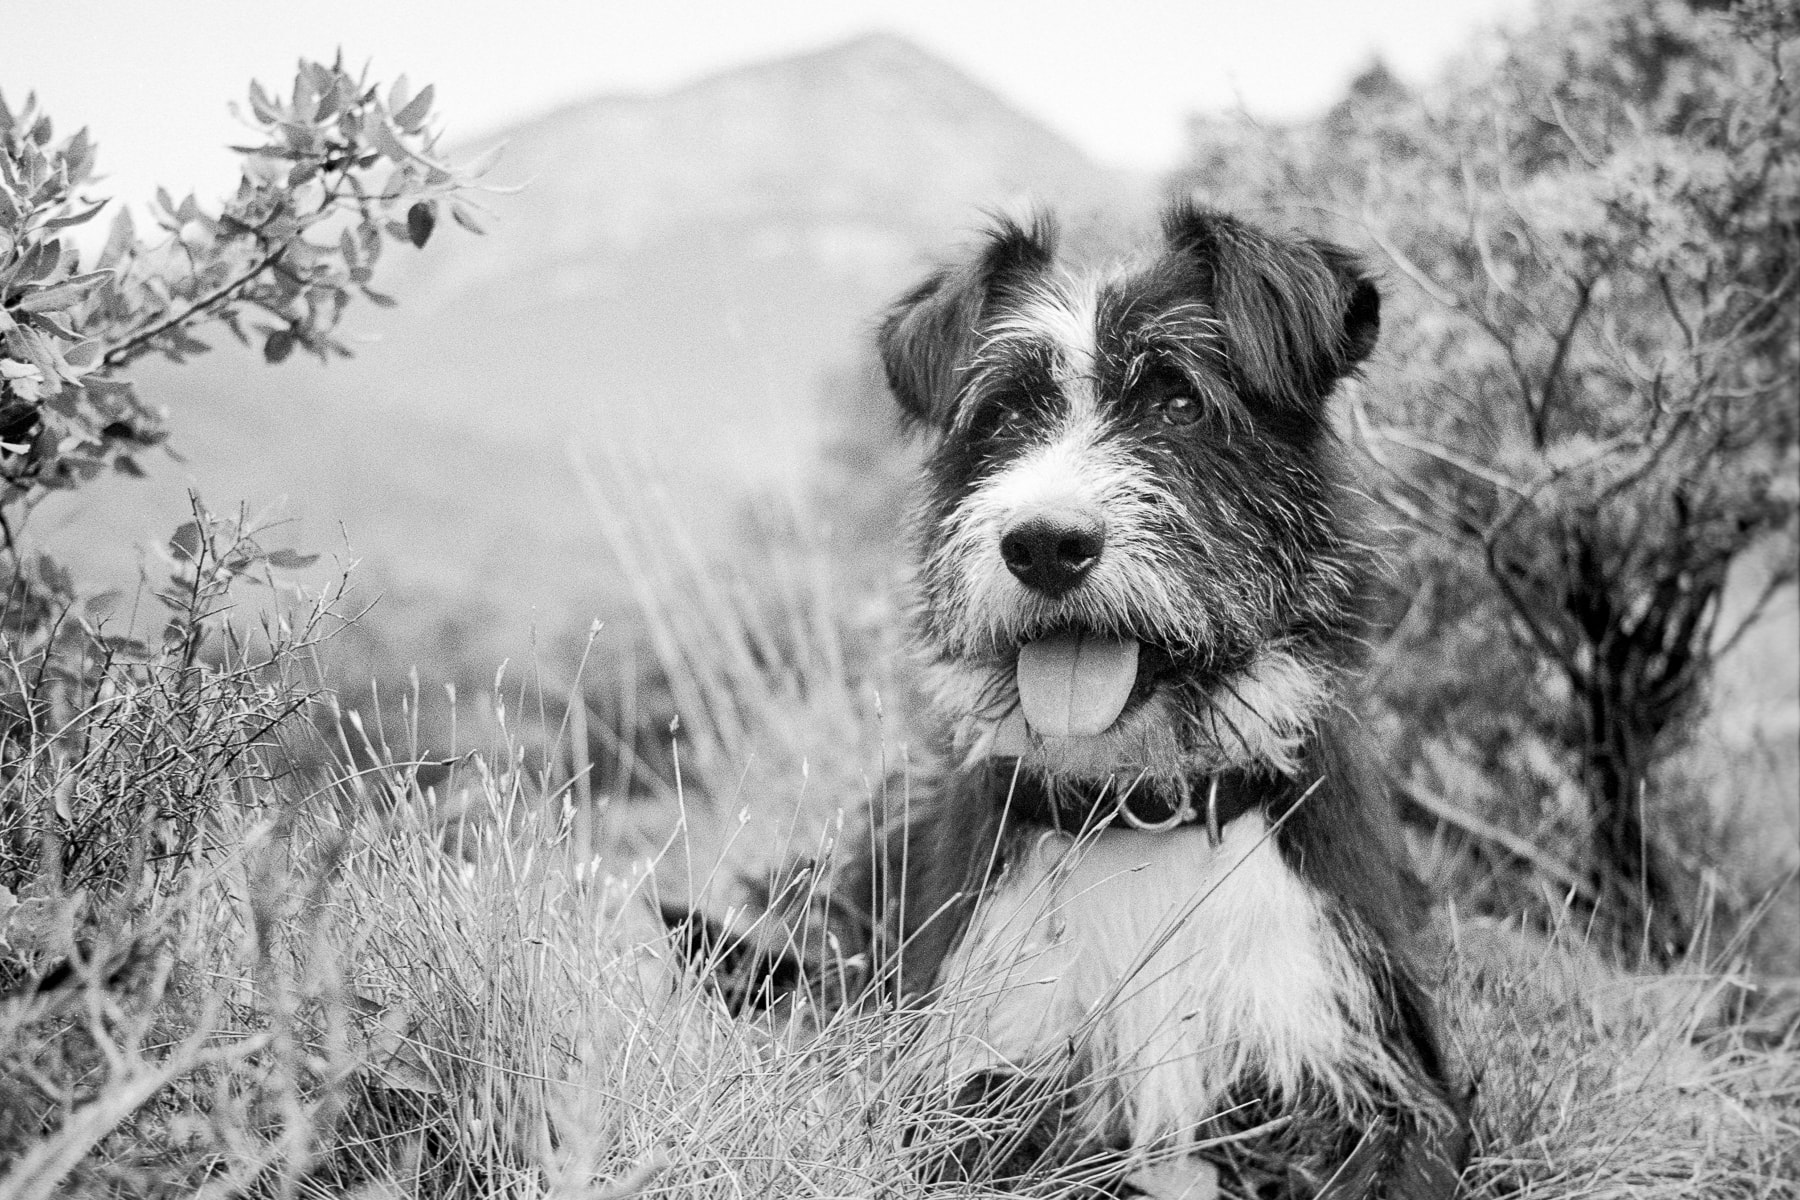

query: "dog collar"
xmin=993 ymin=765 xmax=1271 ymax=843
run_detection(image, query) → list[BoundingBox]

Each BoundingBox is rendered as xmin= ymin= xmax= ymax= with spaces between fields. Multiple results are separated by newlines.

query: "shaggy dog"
xmin=855 ymin=202 xmax=1472 ymax=1198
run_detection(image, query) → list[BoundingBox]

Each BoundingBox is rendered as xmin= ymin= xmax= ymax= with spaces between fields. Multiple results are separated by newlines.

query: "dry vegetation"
xmin=1 ymin=478 xmax=1794 ymax=1200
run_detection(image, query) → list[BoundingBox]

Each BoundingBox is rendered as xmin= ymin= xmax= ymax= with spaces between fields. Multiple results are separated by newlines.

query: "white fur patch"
xmin=915 ymin=815 xmax=1388 ymax=1149
xmin=983 ymin=275 xmax=1102 ymax=405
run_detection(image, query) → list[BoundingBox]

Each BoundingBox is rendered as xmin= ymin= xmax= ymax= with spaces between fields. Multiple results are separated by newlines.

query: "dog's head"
xmin=880 ymin=202 xmax=1378 ymax=782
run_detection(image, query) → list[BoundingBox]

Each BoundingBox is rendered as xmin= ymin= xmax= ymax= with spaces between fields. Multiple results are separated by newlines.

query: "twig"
xmin=1532 ymin=278 xmax=1595 ymax=448
xmin=1396 ymin=777 xmax=1595 ymax=902
xmin=1356 ymin=211 xmax=1460 ymax=307
xmin=100 ymin=245 xmax=288 ymax=369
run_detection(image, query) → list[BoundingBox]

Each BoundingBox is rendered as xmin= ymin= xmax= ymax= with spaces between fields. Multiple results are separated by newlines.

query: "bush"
xmin=1172 ymin=0 xmax=1800 ymax=959
xmin=0 ymin=55 xmax=484 ymax=884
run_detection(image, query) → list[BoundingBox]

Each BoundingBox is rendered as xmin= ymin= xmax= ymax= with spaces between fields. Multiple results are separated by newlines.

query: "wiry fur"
xmin=852 ymin=203 xmax=1472 ymax=1197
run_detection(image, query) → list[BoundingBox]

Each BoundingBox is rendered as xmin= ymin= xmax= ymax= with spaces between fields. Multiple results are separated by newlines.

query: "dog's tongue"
xmin=1015 ymin=634 xmax=1140 ymax=738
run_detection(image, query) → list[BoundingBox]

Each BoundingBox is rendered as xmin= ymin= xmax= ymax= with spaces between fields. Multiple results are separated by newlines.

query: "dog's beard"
xmin=921 ymin=644 xmax=1332 ymax=780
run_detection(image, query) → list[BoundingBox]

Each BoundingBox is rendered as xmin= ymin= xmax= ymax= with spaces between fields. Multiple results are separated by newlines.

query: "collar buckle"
xmin=1116 ymin=776 xmax=1220 ymax=839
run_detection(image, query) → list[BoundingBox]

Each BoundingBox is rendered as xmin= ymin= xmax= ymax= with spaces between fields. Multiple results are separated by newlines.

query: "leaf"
xmin=450 ymin=203 xmax=485 ymax=235
xmin=263 ymin=329 xmax=295 ymax=364
xmin=82 ymin=589 xmax=122 ymax=620
xmin=7 ymin=325 xmax=59 ymax=380
xmin=405 ymin=201 xmax=435 ymax=249
xmin=248 ymin=80 xmax=280 ymax=123
xmin=60 ymin=127 xmax=93 ymax=185
xmin=98 ymin=205 xmax=136 ymax=269
xmin=395 ymin=84 xmax=435 ymax=133
xmin=458 ymin=141 xmax=506 ymax=181
xmin=367 ymin=116 xmax=411 ymax=165
xmin=290 ymin=71 xmax=318 ymax=124
xmin=18 ymin=271 xmax=110 ymax=312
xmin=168 ymin=520 xmax=204 ymax=562
xmin=42 ymin=199 xmax=108 ymax=231
xmin=313 ymin=78 xmax=342 ymax=124
xmin=17 ymin=238 xmax=59 ymax=282
xmin=220 ymin=311 xmax=249 ymax=347
xmin=102 ymin=635 xmax=151 ymax=658
xmin=25 ymin=310 xmax=77 ymax=342
xmin=62 ymin=339 xmax=100 ymax=370
xmin=265 ymin=549 xmax=319 ymax=569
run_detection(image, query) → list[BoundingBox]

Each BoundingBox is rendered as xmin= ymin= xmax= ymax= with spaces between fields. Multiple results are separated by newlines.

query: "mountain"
xmin=40 ymin=33 xmax=1150 ymax=680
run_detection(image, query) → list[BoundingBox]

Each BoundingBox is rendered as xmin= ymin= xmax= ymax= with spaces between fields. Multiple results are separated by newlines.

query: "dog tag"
xmin=1015 ymin=634 xmax=1139 ymax=737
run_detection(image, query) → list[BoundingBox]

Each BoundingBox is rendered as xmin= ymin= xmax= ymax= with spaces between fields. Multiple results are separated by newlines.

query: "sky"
xmin=3 ymin=0 xmax=1528 ymax=215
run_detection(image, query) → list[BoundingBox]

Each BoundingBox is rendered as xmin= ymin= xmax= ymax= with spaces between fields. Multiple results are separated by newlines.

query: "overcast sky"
xmin=5 ymin=0 xmax=1526 ymax=215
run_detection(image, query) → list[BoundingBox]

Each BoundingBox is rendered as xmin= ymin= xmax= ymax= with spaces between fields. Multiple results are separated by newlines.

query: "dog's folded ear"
xmin=1161 ymin=200 xmax=1380 ymax=408
xmin=879 ymin=214 xmax=1057 ymax=429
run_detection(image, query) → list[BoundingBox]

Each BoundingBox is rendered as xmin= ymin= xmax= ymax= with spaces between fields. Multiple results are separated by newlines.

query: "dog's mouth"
xmin=996 ymin=629 xmax=1189 ymax=740
xmin=1015 ymin=633 xmax=1134 ymax=736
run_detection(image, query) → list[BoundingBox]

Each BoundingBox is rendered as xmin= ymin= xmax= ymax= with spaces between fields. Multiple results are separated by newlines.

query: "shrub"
xmin=1172 ymin=0 xmax=1800 ymax=959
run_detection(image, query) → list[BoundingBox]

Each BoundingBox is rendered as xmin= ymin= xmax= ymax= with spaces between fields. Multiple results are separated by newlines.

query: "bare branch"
xmin=1361 ymin=422 xmax=1534 ymax=498
xmin=1482 ymin=533 xmax=1588 ymax=690
xmin=99 ymin=246 xmax=288 ymax=369
xmin=1354 ymin=209 xmax=1460 ymax=307
xmin=1547 ymin=94 xmax=1604 ymax=168
xmin=1533 ymin=278 xmax=1595 ymax=448
xmin=1656 ymin=272 xmax=1698 ymax=356
xmin=1394 ymin=775 xmax=1596 ymax=902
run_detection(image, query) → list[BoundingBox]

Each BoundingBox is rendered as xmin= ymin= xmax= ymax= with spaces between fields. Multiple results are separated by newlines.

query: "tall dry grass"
xmin=0 ymin=480 xmax=1794 ymax=1199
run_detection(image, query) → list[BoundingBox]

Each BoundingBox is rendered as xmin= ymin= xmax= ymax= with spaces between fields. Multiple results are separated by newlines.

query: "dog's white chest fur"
xmin=927 ymin=814 xmax=1376 ymax=1147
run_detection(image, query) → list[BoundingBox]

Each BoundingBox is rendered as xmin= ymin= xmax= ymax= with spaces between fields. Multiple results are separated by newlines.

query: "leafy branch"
xmin=0 ymin=56 xmax=492 ymax=520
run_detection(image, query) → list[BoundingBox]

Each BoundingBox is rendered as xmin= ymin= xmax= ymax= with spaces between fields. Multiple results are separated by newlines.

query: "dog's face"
xmin=880 ymin=203 xmax=1379 ymax=782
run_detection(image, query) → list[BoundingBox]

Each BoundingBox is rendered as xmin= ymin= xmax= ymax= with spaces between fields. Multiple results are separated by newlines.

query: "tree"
xmin=1172 ymin=0 xmax=1799 ymax=957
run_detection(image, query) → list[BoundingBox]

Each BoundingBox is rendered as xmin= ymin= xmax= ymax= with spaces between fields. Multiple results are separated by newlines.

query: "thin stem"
xmin=100 ymin=245 xmax=288 ymax=369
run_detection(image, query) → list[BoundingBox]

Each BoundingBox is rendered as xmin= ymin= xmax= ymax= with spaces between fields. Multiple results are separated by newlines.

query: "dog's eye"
xmin=1159 ymin=394 xmax=1202 ymax=426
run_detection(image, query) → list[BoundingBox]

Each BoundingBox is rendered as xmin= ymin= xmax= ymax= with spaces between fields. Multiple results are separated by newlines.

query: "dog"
xmin=849 ymin=201 xmax=1473 ymax=1198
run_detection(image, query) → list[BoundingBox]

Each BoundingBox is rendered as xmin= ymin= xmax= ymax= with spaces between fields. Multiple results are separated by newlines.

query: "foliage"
xmin=0 ymin=498 xmax=342 ymax=904
xmin=1173 ymin=0 xmax=1800 ymax=957
xmin=0 ymin=56 xmax=507 ymax=1199
xmin=0 ymin=56 xmax=484 ymax=896
xmin=0 ymin=57 xmax=486 ymax=529
xmin=0 ymin=482 xmax=1794 ymax=1199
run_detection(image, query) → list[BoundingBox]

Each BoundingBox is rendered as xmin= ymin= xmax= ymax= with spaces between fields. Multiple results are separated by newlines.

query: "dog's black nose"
xmin=999 ymin=508 xmax=1105 ymax=596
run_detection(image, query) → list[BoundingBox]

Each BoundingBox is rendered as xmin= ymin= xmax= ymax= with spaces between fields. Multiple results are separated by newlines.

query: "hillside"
xmin=38 ymin=33 xmax=1149 ymax=679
